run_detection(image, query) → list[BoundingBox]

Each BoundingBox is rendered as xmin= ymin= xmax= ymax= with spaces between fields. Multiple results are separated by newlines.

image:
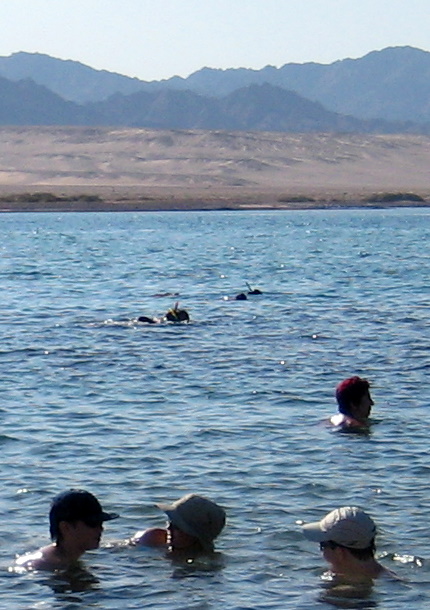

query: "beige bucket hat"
xmin=158 ymin=493 xmax=226 ymax=551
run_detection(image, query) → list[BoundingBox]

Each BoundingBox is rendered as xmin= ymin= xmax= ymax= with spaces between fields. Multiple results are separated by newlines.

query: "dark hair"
xmin=348 ymin=540 xmax=376 ymax=561
xmin=336 ymin=377 xmax=370 ymax=416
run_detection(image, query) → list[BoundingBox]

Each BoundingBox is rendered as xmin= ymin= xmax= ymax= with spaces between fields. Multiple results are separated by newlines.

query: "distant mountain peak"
xmin=1 ymin=46 xmax=430 ymax=128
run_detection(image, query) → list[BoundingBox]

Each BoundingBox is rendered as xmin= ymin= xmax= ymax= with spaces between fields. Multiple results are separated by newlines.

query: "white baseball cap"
xmin=302 ymin=506 xmax=376 ymax=549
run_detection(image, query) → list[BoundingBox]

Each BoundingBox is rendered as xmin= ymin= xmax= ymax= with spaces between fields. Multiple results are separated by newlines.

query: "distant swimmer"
xmin=164 ymin=302 xmax=190 ymax=322
xmin=302 ymin=506 xmax=397 ymax=582
xmin=137 ymin=303 xmax=190 ymax=324
xmin=330 ymin=376 xmax=374 ymax=432
xmin=223 ymin=284 xmax=262 ymax=300
xmin=15 ymin=489 xmax=119 ymax=571
xmin=130 ymin=493 xmax=226 ymax=558
xmin=137 ymin=315 xmax=158 ymax=324
xmin=246 ymin=282 xmax=263 ymax=295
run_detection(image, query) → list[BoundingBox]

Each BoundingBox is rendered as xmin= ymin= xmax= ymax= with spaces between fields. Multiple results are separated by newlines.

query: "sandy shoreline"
xmin=1 ymin=126 xmax=430 ymax=211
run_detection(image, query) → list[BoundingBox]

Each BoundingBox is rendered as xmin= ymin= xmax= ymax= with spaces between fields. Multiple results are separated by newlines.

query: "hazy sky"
xmin=2 ymin=0 xmax=429 ymax=81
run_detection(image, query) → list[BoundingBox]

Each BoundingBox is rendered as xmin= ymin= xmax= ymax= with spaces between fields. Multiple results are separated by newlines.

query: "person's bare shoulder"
xmin=15 ymin=544 xmax=65 ymax=571
xmin=130 ymin=527 xmax=168 ymax=547
xmin=330 ymin=413 xmax=369 ymax=432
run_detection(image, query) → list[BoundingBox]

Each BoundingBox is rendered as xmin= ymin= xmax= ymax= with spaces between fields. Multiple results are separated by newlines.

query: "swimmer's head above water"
xmin=246 ymin=282 xmax=262 ymax=295
xmin=130 ymin=493 xmax=226 ymax=556
xmin=137 ymin=302 xmax=190 ymax=324
xmin=164 ymin=302 xmax=190 ymax=323
xmin=331 ymin=376 xmax=374 ymax=430
xmin=301 ymin=506 xmax=393 ymax=581
xmin=15 ymin=489 xmax=119 ymax=571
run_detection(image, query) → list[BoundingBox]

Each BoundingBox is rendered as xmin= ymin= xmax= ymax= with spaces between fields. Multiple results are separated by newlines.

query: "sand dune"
xmin=1 ymin=126 xmax=430 ymax=210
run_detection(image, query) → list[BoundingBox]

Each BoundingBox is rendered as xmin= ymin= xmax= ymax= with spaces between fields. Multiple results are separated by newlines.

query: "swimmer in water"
xmin=302 ymin=506 xmax=396 ymax=582
xmin=163 ymin=302 xmax=190 ymax=322
xmin=246 ymin=282 xmax=262 ymax=295
xmin=137 ymin=315 xmax=158 ymax=324
xmin=137 ymin=303 xmax=190 ymax=324
xmin=15 ymin=489 xmax=119 ymax=571
xmin=330 ymin=376 xmax=374 ymax=431
xmin=130 ymin=493 xmax=226 ymax=557
xmin=225 ymin=284 xmax=262 ymax=300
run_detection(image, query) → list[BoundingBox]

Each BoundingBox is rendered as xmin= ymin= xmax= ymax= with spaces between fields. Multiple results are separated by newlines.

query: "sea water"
xmin=0 ymin=208 xmax=429 ymax=609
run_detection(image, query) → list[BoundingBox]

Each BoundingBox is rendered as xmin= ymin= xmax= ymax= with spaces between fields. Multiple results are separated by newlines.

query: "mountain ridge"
xmin=1 ymin=75 xmax=425 ymax=134
xmin=1 ymin=47 xmax=430 ymax=130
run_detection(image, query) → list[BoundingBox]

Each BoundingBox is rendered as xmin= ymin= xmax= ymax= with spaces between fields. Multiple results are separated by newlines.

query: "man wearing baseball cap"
xmin=302 ymin=506 xmax=391 ymax=580
xmin=15 ymin=489 xmax=119 ymax=571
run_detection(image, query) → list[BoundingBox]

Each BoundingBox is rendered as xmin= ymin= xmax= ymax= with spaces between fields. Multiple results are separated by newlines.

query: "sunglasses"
xmin=319 ymin=540 xmax=339 ymax=551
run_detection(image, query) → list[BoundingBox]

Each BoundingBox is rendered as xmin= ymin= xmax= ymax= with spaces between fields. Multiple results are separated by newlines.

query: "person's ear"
xmin=58 ymin=520 xmax=75 ymax=538
xmin=349 ymin=401 xmax=358 ymax=415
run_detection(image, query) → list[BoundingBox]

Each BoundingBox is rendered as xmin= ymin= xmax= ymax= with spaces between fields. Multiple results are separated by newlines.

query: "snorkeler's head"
xmin=165 ymin=305 xmax=190 ymax=322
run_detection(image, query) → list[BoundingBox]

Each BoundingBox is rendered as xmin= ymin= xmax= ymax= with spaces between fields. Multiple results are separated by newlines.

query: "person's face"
xmin=351 ymin=390 xmax=374 ymax=421
xmin=319 ymin=541 xmax=346 ymax=571
xmin=167 ymin=523 xmax=199 ymax=551
xmin=65 ymin=519 xmax=104 ymax=551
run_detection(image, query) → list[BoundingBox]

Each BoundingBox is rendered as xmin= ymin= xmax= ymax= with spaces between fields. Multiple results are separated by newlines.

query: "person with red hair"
xmin=330 ymin=376 xmax=374 ymax=431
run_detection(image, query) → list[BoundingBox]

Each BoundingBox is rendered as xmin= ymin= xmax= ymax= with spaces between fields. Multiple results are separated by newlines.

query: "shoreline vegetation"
xmin=1 ymin=126 xmax=430 ymax=212
xmin=0 ymin=188 xmax=428 ymax=213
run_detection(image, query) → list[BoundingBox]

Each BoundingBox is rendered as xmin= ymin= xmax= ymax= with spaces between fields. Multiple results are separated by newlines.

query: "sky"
xmin=2 ymin=0 xmax=430 ymax=81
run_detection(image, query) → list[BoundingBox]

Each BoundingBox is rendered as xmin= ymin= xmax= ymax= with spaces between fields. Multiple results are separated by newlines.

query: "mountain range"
xmin=1 ymin=47 xmax=430 ymax=132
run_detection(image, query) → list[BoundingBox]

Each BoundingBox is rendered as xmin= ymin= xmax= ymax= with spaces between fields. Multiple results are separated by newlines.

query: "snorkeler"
xmin=15 ymin=489 xmax=119 ymax=571
xmin=138 ymin=302 xmax=190 ymax=324
xmin=164 ymin=302 xmax=190 ymax=322
xmin=130 ymin=493 xmax=226 ymax=556
xmin=224 ymin=283 xmax=262 ymax=300
xmin=246 ymin=282 xmax=262 ymax=295
xmin=330 ymin=376 xmax=374 ymax=431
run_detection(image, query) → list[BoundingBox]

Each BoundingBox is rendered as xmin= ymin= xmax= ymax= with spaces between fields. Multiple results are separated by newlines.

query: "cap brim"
xmin=302 ymin=522 xmax=329 ymax=542
xmin=102 ymin=511 xmax=120 ymax=522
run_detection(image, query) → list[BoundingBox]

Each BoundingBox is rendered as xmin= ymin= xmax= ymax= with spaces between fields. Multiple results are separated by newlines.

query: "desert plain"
xmin=1 ymin=126 xmax=430 ymax=211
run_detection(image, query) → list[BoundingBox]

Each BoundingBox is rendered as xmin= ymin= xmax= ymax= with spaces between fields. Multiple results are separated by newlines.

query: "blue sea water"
xmin=1 ymin=208 xmax=430 ymax=609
